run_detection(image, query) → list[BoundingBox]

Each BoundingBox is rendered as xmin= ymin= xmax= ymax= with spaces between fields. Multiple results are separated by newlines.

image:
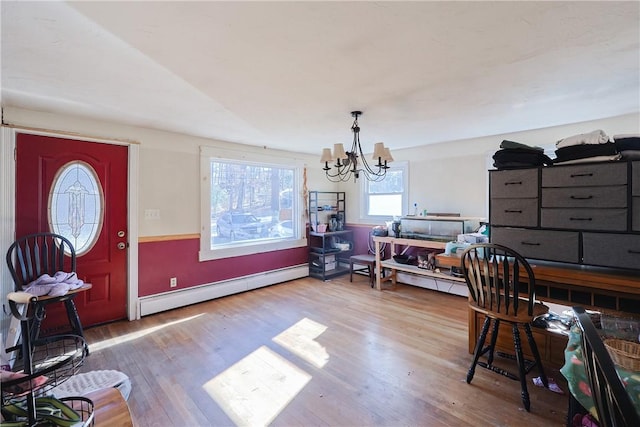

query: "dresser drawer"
xmin=541 ymin=186 xmax=627 ymax=208
xmin=541 ymin=208 xmax=627 ymax=231
xmin=490 ymin=227 xmax=580 ymax=263
xmin=490 ymin=169 xmax=538 ymax=198
xmin=490 ymin=198 xmax=538 ymax=227
xmin=542 ymin=162 xmax=627 ymax=187
xmin=633 ymin=161 xmax=640 ymax=196
xmin=583 ymin=233 xmax=640 ymax=270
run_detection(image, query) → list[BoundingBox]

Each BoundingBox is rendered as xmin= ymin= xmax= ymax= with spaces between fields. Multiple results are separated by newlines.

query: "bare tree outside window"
xmin=209 ymin=161 xmax=295 ymax=247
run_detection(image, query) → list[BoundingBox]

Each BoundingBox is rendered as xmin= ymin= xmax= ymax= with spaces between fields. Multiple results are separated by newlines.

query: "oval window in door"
xmin=48 ymin=160 xmax=104 ymax=255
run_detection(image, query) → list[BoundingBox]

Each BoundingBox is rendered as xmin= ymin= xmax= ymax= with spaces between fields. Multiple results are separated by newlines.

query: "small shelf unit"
xmin=309 ymin=230 xmax=354 ymax=280
xmin=308 ymin=191 xmax=351 ymax=281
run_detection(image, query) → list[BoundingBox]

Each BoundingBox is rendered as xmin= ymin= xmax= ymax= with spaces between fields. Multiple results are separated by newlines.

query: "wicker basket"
xmin=604 ymin=338 xmax=640 ymax=372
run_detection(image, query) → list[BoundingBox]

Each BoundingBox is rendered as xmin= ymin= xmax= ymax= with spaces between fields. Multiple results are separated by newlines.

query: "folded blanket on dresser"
xmin=553 ymin=154 xmax=622 ymax=165
xmin=493 ymin=148 xmax=553 ymax=169
xmin=555 ymin=142 xmax=618 ymax=162
xmin=556 ymin=129 xmax=610 ymax=149
xmin=613 ymin=135 xmax=640 ymax=152
xmin=499 ymin=139 xmax=545 ymax=152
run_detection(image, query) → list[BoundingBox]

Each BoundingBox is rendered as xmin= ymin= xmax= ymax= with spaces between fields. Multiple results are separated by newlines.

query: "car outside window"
xmin=199 ymin=147 xmax=306 ymax=261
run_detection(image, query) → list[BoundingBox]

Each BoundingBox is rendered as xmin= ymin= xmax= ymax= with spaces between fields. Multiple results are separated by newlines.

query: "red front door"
xmin=15 ymin=133 xmax=128 ymax=330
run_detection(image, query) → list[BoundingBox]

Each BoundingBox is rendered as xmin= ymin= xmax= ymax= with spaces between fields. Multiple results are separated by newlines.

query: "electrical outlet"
xmin=170 ymin=277 xmax=177 ymax=287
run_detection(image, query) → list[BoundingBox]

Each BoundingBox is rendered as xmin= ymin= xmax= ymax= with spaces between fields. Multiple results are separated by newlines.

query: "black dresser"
xmin=489 ymin=160 xmax=640 ymax=271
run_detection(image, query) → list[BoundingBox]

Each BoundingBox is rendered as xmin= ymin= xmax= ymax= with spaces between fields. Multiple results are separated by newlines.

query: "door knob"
xmin=117 ymin=230 xmax=126 ymax=238
xmin=117 ymin=242 xmax=126 ymax=250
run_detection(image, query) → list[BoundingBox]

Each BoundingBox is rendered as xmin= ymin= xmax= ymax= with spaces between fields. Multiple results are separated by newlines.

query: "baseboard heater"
xmin=138 ymin=264 xmax=309 ymax=317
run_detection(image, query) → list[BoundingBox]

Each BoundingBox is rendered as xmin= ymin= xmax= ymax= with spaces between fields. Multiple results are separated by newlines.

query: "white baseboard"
xmin=139 ymin=265 xmax=309 ymax=316
xmin=396 ymin=272 xmax=468 ymax=297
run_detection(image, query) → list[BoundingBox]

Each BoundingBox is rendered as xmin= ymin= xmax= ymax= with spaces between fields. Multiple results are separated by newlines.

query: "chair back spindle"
xmin=461 ymin=243 xmax=535 ymax=319
xmin=6 ymin=233 xmax=76 ymax=291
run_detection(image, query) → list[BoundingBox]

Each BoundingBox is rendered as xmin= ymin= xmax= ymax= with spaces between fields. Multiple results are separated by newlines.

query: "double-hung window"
xmin=360 ymin=161 xmax=409 ymax=220
xmin=200 ymin=146 xmax=306 ymax=261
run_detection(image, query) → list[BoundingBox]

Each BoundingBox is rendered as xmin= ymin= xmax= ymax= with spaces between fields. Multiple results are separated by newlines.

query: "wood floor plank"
xmin=80 ymin=276 xmax=568 ymax=426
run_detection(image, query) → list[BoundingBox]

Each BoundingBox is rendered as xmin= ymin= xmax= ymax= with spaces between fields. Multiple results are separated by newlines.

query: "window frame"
xmin=359 ymin=161 xmax=409 ymax=221
xmin=199 ymin=146 xmax=307 ymax=261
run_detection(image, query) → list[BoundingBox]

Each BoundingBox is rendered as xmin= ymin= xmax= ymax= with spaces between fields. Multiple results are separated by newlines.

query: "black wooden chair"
xmin=6 ymin=232 xmax=90 ymax=347
xmin=461 ymin=243 xmax=549 ymax=411
xmin=571 ymin=306 xmax=640 ymax=427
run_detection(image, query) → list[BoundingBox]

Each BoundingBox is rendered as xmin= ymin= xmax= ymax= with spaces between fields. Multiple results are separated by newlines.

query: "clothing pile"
xmin=492 ymin=140 xmax=553 ymax=169
xmin=23 ymin=271 xmax=85 ymax=297
xmin=554 ymin=129 xmax=621 ymax=165
xmin=613 ymin=134 xmax=640 ymax=160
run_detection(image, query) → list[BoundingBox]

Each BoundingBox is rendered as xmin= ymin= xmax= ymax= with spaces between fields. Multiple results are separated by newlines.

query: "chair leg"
xmin=525 ymin=323 xmax=548 ymax=387
xmin=486 ymin=319 xmax=500 ymax=366
xmin=467 ymin=316 xmax=491 ymax=384
xmin=368 ymin=264 xmax=374 ymax=287
xmin=29 ymin=304 xmax=46 ymax=344
xmin=65 ymin=298 xmax=89 ymax=356
xmin=350 ymin=260 xmax=354 ymax=282
xmin=64 ymin=298 xmax=85 ymax=339
xmin=512 ymin=324 xmax=531 ymax=412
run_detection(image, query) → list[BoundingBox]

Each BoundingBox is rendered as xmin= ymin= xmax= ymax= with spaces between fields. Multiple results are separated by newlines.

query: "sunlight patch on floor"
xmin=88 ymin=314 xmax=204 ymax=352
xmin=203 ymin=345 xmax=311 ymax=426
xmin=273 ymin=317 xmax=329 ymax=368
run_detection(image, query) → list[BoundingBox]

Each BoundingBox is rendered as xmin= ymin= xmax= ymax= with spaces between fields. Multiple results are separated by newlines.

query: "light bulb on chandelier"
xmin=321 ymin=111 xmax=393 ymax=182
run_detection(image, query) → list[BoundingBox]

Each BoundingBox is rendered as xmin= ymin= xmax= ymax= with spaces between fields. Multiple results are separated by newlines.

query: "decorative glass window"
xmin=48 ymin=161 xmax=104 ymax=255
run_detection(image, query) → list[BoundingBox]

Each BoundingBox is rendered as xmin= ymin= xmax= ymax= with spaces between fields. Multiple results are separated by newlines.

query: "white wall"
xmin=2 ymin=107 xmax=331 ymax=237
xmin=342 ymin=112 xmax=640 ymax=224
xmin=3 ymin=107 xmax=638 ymax=233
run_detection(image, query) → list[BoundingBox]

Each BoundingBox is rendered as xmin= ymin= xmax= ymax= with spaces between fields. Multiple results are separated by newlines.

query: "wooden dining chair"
xmin=6 ymin=232 xmax=91 ymax=346
xmin=572 ymin=306 xmax=640 ymax=427
xmin=460 ymin=243 xmax=549 ymax=411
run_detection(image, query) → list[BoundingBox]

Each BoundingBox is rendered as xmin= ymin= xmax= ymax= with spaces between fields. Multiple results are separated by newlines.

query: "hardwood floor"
xmin=81 ymin=276 xmax=568 ymax=426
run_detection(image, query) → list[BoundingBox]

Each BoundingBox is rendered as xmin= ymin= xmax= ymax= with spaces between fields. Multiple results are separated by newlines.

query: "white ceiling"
xmin=2 ymin=1 xmax=639 ymax=155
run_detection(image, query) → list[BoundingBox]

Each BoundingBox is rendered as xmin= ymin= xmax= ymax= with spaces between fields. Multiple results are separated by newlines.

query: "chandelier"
xmin=321 ymin=111 xmax=393 ymax=182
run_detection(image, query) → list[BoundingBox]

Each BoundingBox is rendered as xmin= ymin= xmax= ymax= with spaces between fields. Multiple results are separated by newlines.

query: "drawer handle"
xmin=504 ymin=181 xmax=522 ymax=186
xmin=629 ymin=250 xmax=640 ymax=255
xmin=569 ymin=217 xmax=593 ymax=221
xmin=570 ymin=195 xmax=593 ymax=200
xmin=521 ymin=241 xmax=541 ymax=246
xmin=570 ymin=172 xmax=594 ymax=178
xmin=504 ymin=209 xmax=522 ymax=213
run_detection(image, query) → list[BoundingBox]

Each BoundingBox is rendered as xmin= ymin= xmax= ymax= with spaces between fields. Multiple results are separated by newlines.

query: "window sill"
xmin=199 ymin=238 xmax=307 ymax=261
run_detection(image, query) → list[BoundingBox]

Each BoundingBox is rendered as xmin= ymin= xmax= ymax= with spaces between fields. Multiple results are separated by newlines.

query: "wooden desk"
xmin=437 ymin=254 xmax=640 ymax=367
xmin=373 ymin=236 xmax=450 ymax=290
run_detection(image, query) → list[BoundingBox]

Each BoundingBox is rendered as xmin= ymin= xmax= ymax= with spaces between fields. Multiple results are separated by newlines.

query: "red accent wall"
xmin=138 ymin=237 xmax=308 ymax=296
xmin=347 ymin=224 xmax=375 ymax=255
xmin=346 ymin=224 xmax=392 ymax=258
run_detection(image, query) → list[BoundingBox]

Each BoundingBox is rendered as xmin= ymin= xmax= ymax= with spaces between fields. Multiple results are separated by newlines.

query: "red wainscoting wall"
xmin=138 ymin=236 xmax=309 ymax=297
xmin=345 ymin=223 xmax=392 ymax=256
